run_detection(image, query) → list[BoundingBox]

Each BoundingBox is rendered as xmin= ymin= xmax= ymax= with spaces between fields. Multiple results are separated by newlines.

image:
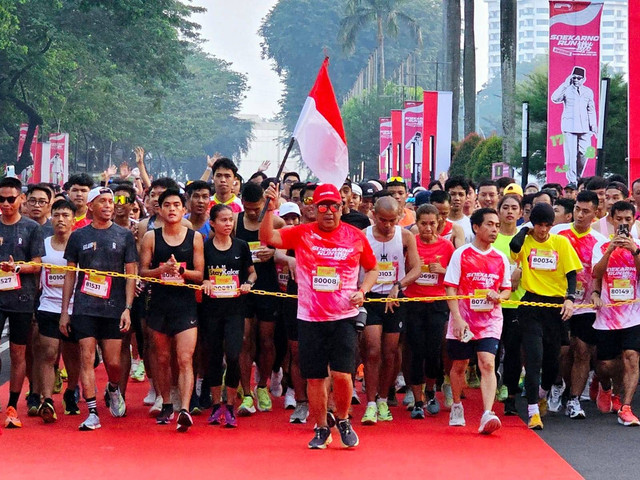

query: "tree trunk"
xmin=9 ymin=95 xmax=43 ymax=175
xmin=463 ymin=0 xmax=476 ymax=136
xmin=377 ymin=16 xmax=385 ymax=94
xmin=445 ymin=0 xmax=461 ymax=141
xmin=500 ymin=0 xmax=516 ymax=164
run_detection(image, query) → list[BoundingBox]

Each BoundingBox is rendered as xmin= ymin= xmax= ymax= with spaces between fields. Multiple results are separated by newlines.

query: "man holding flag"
xmin=260 ymin=58 xmax=378 ymax=449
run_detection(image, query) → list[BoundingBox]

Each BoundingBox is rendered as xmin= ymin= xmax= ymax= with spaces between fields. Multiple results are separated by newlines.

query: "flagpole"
xmin=258 ymin=136 xmax=296 ymax=222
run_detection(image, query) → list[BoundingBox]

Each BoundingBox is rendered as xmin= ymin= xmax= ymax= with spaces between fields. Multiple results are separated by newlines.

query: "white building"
xmin=486 ymin=0 xmax=628 ymax=79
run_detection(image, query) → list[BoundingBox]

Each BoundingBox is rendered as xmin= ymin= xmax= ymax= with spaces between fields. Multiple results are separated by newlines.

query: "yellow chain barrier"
xmin=14 ymin=260 xmax=638 ymax=309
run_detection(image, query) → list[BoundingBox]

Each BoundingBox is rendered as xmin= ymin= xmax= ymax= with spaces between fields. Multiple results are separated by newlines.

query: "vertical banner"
xmin=422 ymin=91 xmax=453 ymax=187
xmin=17 ymin=123 xmax=39 ymax=165
xmin=45 ymin=133 xmax=69 ymax=186
xmin=629 ymin=1 xmax=640 ymax=187
xmin=402 ymin=101 xmax=424 ymax=187
xmin=390 ymin=110 xmax=403 ymax=177
xmin=435 ymin=92 xmax=453 ymax=177
xmin=547 ymin=1 xmax=603 ymax=185
xmin=379 ymin=117 xmax=392 ymax=180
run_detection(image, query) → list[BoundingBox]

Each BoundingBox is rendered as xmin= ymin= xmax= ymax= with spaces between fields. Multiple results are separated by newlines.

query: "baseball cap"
xmin=279 ymin=202 xmax=301 ymax=218
xmin=88 ymin=187 xmax=114 ymax=203
xmin=414 ymin=190 xmax=431 ymax=207
xmin=368 ymin=180 xmax=383 ymax=192
xmin=313 ymin=184 xmax=342 ymax=205
xmin=351 ymin=184 xmax=363 ymax=197
xmin=503 ymin=183 xmax=523 ymax=197
xmin=360 ymin=182 xmax=375 ymax=198
xmin=564 ymin=182 xmax=577 ymax=191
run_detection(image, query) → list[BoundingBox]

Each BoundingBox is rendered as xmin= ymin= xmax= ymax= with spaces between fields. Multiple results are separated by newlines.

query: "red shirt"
xmin=278 ymin=222 xmax=377 ymax=322
xmin=404 ymin=235 xmax=455 ymax=299
xmin=73 ymin=216 xmax=91 ymax=231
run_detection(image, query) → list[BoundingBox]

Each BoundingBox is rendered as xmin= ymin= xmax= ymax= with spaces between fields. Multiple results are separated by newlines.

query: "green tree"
xmin=450 ymin=132 xmax=482 ymax=177
xmin=468 ymin=135 xmax=502 ymax=180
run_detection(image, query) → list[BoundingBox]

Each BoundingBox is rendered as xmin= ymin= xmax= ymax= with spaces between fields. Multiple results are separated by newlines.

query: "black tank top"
xmin=149 ymin=228 xmax=196 ymax=311
xmin=235 ymin=212 xmax=278 ymax=292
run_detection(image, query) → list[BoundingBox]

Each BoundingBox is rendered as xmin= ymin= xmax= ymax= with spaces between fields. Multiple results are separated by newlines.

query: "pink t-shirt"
xmin=278 ymin=222 xmax=377 ymax=322
xmin=444 ymin=243 xmax=511 ymax=340
xmin=551 ymin=223 xmax=606 ymax=313
xmin=592 ymin=239 xmax=640 ymax=330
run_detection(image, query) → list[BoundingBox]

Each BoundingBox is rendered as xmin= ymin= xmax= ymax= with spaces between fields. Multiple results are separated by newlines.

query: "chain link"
xmin=16 ymin=261 xmax=637 ymax=309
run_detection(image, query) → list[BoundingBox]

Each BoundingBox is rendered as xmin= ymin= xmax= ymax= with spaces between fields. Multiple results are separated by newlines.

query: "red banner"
xmin=379 ymin=117 xmax=392 ymax=180
xmin=547 ymin=1 xmax=603 ymax=185
xmin=629 ymin=2 xmax=640 ymax=187
xmin=390 ymin=110 xmax=403 ymax=178
xmin=402 ymin=101 xmax=424 ymax=187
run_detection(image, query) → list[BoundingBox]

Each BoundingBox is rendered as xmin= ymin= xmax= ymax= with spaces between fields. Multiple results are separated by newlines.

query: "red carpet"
xmin=1 ymin=369 xmax=582 ymax=480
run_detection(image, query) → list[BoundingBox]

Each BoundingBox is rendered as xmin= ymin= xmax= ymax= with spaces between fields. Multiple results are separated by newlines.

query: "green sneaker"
xmin=377 ymin=401 xmax=393 ymax=421
xmin=53 ymin=368 xmax=63 ymax=394
xmin=237 ymin=395 xmax=256 ymax=416
xmin=466 ymin=366 xmax=481 ymax=389
xmin=255 ymin=387 xmax=272 ymax=412
xmin=361 ymin=404 xmax=377 ymax=425
xmin=131 ymin=360 xmax=146 ymax=382
xmin=496 ymin=385 xmax=508 ymax=402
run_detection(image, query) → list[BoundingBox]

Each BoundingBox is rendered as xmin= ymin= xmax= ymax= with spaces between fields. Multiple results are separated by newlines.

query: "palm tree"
xmin=500 ymin=0 xmax=516 ymax=164
xmin=339 ymin=0 xmax=423 ymax=93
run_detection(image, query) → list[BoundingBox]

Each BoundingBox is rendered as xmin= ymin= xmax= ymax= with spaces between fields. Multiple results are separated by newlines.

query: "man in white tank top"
xmin=360 ymin=197 xmax=421 ymax=425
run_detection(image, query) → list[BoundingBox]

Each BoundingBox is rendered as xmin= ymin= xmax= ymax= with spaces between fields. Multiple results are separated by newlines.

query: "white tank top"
xmin=39 ymin=236 xmax=74 ymax=314
xmin=365 ymin=225 xmax=406 ymax=294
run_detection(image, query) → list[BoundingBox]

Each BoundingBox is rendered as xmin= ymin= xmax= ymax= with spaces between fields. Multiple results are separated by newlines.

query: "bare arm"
xmin=185 ymin=232 xmax=204 ymax=284
xmin=259 ymin=183 xmax=284 ymax=248
xmin=135 ymin=147 xmax=151 ymax=189
xmin=59 ymin=265 xmax=77 ymax=336
xmin=446 ymin=285 xmax=467 ymax=339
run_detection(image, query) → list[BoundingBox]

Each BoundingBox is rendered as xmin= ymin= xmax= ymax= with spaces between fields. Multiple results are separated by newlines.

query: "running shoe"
xmin=442 ymin=381 xmax=453 ymax=409
xmin=143 ymin=384 xmax=157 ymax=406
xmin=503 ymin=397 xmax=518 ymax=416
xmin=356 ymin=363 xmax=364 ymax=382
xmin=596 ymin=386 xmax=612 ymax=413
xmin=395 ymin=373 xmax=407 ymax=393
xmin=478 ymin=411 xmax=501 ymax=435
xmin=538 ymin=397 xmax=548 ymax=417
xmin=4 ymin=406 xmax=22 ymax=429
xmin=449 ymin=403 xmax=465 ymax=426
xmin=411 ymin=405 xmax=425 ymax=419
xmin=528 ymin=413 xmax=543 ymax=430
xmin=54 ymin=368 xmax=63 ymax=394
xmin=617 ymin=405 xmax=640 ymax=426
xmin=78 ymin=413 xmax=101 ymax=431
xmin=426 ymin=397 xmax=440 ymax=416
xmin=361 ymin=404 xmax=377 ymax=425
xmin=308 ymin=426 xmax=332 ymax=449
xmin=351 ymin=390 xmax=361 ymax=405
xmin=466 ymin=366 xmax=481 ymax=388
xmin=269 ymin=368 xmax=283 ymax=397
xmin=403 ymin=390 xmax=415 ymax=410
xmin=108 ymin=386 xmax=126 ymax=417
xmin=255 ymin=387 xmax=272 ymax=412
xmin=59 ymin=368 xmax=68 ymax=381
xmin=189 ymin=391 xmax=202 ymax=416
xmin=156 ymin=406 xmax=174 ymax=425
xmin=131 ymin=360 xmax=146 ymax=382
xmin=290 ymin=402 xmax=309 ymax=424
xmin=237 ymin=395 xmax=256 ymax=416
xmin=38 ymin=399 xmax=57 ymax=424
xmin=565 ymin=398 xmax=586 ymax=419
xmin=284 ymin=388 xmax=296 ymax=410
xmin=611 ymin=394 xmax=622 ymax=414
xmin=547 ymin=380 xmax=565 ymax=413
xmin=149 ymin=395 xmax=163 ymax=417
xmin=27 ymin=393 xmax=40 ymax=417
xmin=377 ymin=401 xmax=393 ymax=422
xmin=63 ymin=390 xmax=80 ymax=415
xmin=496 ymin=385 xmax=509 ymax=403
xmin=581 ymin=371 xmax=593 ymax=401
xmin=223 ymin=406 xmax=238 ymax=428
xmin=337 ymin=418 xmax=359 ymax=448
xmin=208 ymin=405 xmax=224 ymax=425
xmin=176 ymin=409 xmax=193 ymax=433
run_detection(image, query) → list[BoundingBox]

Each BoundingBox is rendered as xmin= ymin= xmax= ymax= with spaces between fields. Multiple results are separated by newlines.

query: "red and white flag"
xmin=293 ymin=58 xmax=348 ymax=188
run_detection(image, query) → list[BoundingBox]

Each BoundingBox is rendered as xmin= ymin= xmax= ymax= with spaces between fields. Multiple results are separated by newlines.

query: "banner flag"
xmin=379 ymin=117 xmax=392 ymax=180
xmin=402 ymin=101 xmax=424 ymax=187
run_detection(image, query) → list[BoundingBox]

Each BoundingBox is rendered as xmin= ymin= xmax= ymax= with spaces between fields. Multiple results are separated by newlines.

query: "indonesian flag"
xmin=293 ymin=58 xmax=348 ymax=188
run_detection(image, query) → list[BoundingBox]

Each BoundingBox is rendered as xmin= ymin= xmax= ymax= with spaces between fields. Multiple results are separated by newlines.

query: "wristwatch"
xmin=125 ymin=304 xmax=133 ymax=310
xmin=565 ymin=295 xmax=576 ymax=302
xmin=178 ymin=266 xmax=185 ymax=275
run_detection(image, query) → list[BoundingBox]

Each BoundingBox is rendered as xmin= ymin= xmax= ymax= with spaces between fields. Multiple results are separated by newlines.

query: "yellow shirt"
xmin=512 ymin=233 xmax=583 ymax=298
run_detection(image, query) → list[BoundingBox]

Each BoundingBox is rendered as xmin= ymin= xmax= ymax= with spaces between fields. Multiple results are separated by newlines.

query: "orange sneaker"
xmin=611 ymin=394 xmax=622 ymax=414
xmin=617 ymin=405 xmax=640 ymax=426
xmin=4 ymin=406 xmax=22 ymax=428
xmin=596 ymin=386 xmax=612 ymax=413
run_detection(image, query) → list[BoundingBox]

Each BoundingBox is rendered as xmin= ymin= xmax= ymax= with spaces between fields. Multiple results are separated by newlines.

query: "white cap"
xmin=279 ymin=202 xmax=301 ymax=217
xmin=351 ymin=184 xmax=363 ymax=197
xmin=87 ymin=187 xmax=114 ymax=203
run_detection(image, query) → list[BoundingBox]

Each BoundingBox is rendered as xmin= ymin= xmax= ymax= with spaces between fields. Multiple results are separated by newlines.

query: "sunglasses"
xmin=114 ymin=195 xmax=133 ymax=205
xmin=0 ymin=196 xmax=18 ymax=204
xmin=317 ymin=203 xmax=341 ymax=213
xmin=302 ymin=197 xmax=314 ymax=205
xmin=387 ymin=176 xmax=406 ymax=185
xmin=572 ymin=76 xmax=583 ymax=80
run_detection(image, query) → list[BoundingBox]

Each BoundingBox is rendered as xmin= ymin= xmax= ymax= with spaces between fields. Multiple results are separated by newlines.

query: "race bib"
xmin=529 ymin=249 xmax=558 ymax=271
xmin=209 ymin=274 xmax=239 ymax=298
xmin=80 ymin=273 xmax=112 ymax=299
xmin=312 ymin=266 xmax=340 ymax=292
xmin=416 ymin=265 xmax=438 ymax=286
xmin=160 ymin=262 xmax=186 ymax=284
xmin=376 ymin=261 xmax=397 ymax=285
xmin=249 ymin=242 xmax=263 ymax=263
xmin=470 ymin=289 xmax=493 ymax=312
xmin=609 ymin=279 xmax=634 ymax=301
xmin=46 ymin=267 xmax=66 ymax=288
xmin=0 ymin=271 xmax=21 ymax=291
xmin=575 ymin=281 xmax=585 ymax=302
xmin=277 ymin=264 xmax=289 ymax=293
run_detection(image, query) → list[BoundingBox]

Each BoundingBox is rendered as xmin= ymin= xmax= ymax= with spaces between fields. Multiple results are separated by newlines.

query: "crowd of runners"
xmin=1 ymin=149 xmax=640 ymax=449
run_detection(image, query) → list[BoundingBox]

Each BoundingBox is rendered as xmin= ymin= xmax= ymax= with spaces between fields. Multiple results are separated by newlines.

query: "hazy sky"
xmin=191 ymin=0 xmax=283 ymax=118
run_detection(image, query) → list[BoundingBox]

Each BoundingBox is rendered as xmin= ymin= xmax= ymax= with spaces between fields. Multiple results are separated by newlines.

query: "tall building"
xmin=486 ymin=0 xmax=628 ymax=79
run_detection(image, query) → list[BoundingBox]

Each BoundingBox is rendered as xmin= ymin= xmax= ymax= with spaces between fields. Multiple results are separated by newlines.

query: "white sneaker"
xmin=149 ymin=395 xmax=163 ymax=417
xmin=108 ymin=386 xmax=126 ymax=417
xmin=403 ymin=390 xmax=415 ymax=410
xmin=478 ymin=411 xmax=501 ymax=434
xmin=395 ymin=373 xmax=406 ymax=392
xmin=566 ymin=398 xmax=586 ymax=419
xmin=143 ymin=382 xmax=156 ymax=406
xmin=79 ymin=412 xmax=101 ymax=431
xmin=581 ymin=371 xmax=593 ymax=401
xmin=548 ymin=380 xmax=565 ymax=413
xmin=290 ymin=402 xmax=309 ymax=423
xmin=284 ymin=388 xmax=296 ymax=410
xmin=130 ymin=358 xmax=139 ymax=377
xmin=270 ymin=368 xmax=284 ymax=397
xmin=449 ymin=403 xmax=465 ymax=426
xmin=170 ymin=386 xmax=181 ymax=412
